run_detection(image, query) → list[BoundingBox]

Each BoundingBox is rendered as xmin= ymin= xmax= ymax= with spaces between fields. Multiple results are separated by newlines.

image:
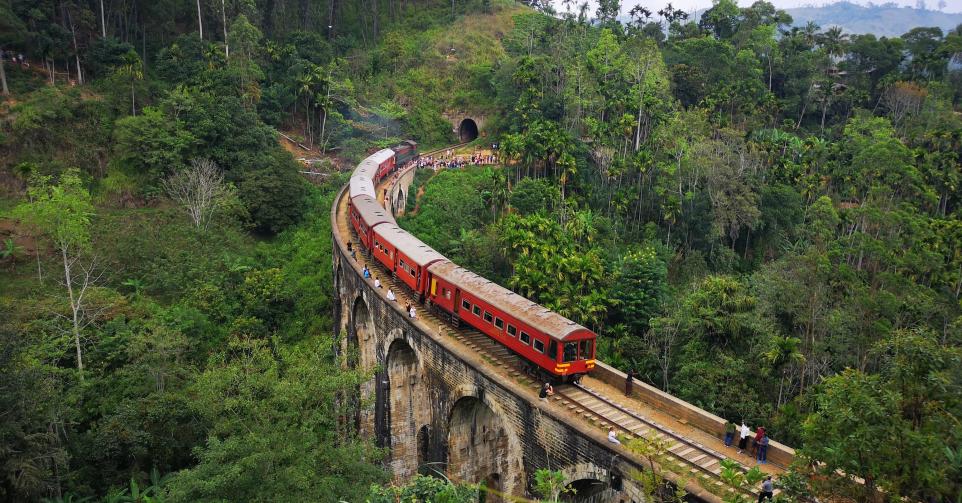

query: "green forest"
xmin=0 ymin=0 xmax=960 ymax=501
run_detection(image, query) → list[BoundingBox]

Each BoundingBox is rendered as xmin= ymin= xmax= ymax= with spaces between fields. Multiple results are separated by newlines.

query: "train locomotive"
xmin=347 ymin=142 xmax=596 ymax=381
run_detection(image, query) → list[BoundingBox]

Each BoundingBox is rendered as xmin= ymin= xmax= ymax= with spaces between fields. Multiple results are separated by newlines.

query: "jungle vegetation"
xmin=0 ymin=0 xmax=960 ymax=501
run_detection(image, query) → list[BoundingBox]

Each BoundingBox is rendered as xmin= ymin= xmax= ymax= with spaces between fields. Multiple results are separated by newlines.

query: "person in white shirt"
xmin=608 ymin=428 xmax=621 ymax=445
xmin=374 ymin=277 xmax=381 ymax=289
xmin=738 ymin=422 xmax=751 ymax=453
xmin=386 ymin=289 xmax=396 ymax=301
xmin=409 ymin=305 xmax=416 ymax=319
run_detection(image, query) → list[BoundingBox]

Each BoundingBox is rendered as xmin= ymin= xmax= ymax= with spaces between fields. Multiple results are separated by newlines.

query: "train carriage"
xmin=369 ymin=149 xmax=397 ymax=182
xmin=370 ymin=224 xmax=447 ymax=296
xmin=425 ymin=261 xmax=596 ymax=379
xmin=349 ymin=195 xmax=393 ymax=250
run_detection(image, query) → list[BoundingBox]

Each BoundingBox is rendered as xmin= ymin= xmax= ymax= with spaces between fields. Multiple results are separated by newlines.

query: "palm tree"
xmin=764 ymin=335 xmax=806 ymax=406
xmin=115 ymin=51 xmax=143 ymax=115
xmin=818 ymin=26 xmax=849 ymax=59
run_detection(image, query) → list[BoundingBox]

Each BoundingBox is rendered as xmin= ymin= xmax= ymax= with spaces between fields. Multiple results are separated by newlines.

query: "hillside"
xmin=786 ymin=2 xmax=962 ymax=35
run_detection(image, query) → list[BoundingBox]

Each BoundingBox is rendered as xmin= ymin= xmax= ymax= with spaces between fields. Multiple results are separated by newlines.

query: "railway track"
xmin=338 ymin=148 xmax=769 ymax=501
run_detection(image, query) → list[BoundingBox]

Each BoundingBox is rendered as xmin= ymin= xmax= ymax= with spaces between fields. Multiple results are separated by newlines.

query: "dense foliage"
xmin=1 ymin=0 xmax=961 ymax=501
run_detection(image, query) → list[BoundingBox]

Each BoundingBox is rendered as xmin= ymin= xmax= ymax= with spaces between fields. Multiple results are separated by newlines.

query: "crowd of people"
xmin=415 ymin=149 xmax=497 ymax=171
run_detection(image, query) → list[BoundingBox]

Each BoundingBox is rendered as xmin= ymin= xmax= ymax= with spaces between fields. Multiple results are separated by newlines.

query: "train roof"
xmin=374 ymin=224 xmax=448 ymax=267
xmin=349 ymin=175 xmax=376 ymax=199
xmin=369 ymin=149 xmax=396 ymax=165
xmin=428 ymin=261 xmax=593 ymax=342
xmin=351 ymin=195 xmax=395 ymax=226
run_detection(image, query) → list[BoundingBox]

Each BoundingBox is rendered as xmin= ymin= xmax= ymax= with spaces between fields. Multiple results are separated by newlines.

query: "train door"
xmin=452 ymin=289 xmax=462 ymax=327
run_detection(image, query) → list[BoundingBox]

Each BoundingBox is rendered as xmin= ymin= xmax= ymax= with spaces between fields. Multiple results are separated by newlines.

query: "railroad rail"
xmin=337 ymin=144 xmax=783 ymax=501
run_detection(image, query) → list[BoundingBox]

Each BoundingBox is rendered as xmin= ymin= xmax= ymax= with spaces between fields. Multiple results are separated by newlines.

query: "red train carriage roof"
xmin=428 ymin=261 xmax=593 ymax=341
xmin=375 ymin=224 xmax=448 ymax=267
xmin=352 ymin=195 xmax=394 ymax=226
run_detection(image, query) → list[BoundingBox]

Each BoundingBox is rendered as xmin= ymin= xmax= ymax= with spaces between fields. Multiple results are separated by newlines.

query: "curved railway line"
xmin=337 ymin=143 xmax=784 ymax=501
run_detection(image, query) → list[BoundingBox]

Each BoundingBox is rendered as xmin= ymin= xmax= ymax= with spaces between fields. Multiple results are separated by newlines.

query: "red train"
xmin=347 ymin=143 xmax=596 ymax=381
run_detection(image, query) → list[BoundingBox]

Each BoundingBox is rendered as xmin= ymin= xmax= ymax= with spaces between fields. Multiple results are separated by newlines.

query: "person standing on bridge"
xmin=751 ymin=426 xmax=766 ymax=458
xmin=757 ymin=433 xmax=769 ymax=464
xmin=625 ymin=369 xmax=635 ymax=396
xmin=738 ymin=421 xmax=750 ymax=453
xmin=757 ymin=476 xmax=774 ymax=501
xmin=724 ymin=420 xmax=736 ymax=447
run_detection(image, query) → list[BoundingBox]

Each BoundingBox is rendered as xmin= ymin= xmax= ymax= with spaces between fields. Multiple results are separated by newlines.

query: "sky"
xmin=551 ymin=0 xmax=962 ymax=15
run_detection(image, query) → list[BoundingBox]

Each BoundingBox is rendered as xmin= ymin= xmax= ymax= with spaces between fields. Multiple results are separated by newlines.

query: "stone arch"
xmin=458 ymin=118 xmax=479 ymax=142
xmin=349 ymin=295 xmax=373 ymax=369
xmin=383 ymin=338 xmax=419 ymax=466
xmin=555 ymin=462 xmax=627 ymax=503
xmin=416 ymin=425 xmax=432 ymax=475
xmin=446 ymin=395 xmax=520 ymax=498
xmin=396 ymin=188 xmax=405 ymax=213
xmin=480 ymin=472 xmax=504 ymax=503
xmin=562 ymin=479 xmax=609 ymax=502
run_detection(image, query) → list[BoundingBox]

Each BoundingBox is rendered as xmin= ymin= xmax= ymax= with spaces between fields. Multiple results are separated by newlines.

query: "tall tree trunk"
xmin=319 ymin=107 xmax=328 ymax=154
xmin=197 ymin=0 xmax=204 ymax=39
xmin=221 ymin=0 xmax=229 ymax=58
xmin=0 ymin=54 xmax=8 ymax=96
xmin=99 ymin=0 xmax=107 ymax=37
xmin=62 ymin=247 xmax=84 ymax=382
xmin=66 ymin=8 xmax=83 ymax=85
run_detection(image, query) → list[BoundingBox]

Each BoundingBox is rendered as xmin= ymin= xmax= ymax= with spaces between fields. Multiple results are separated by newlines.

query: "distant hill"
xmin=785 ymin=2 xmax=962 ymax=37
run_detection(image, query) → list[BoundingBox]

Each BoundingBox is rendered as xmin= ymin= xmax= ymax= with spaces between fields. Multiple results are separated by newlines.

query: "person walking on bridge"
xmin=757 ymin=475 xmax=774 ymax=501
xmin=625 ymin=369 xmax=635 ymax=396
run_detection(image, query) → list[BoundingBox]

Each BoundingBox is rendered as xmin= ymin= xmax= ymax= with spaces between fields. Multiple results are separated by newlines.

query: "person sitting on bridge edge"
xmin=625 ymin=369 xmax=635 ymax=396
xmin=738 ymin=421 xmax=750 ymax=453
xmin=374 ymin=276 xmax=381 ymax=289
xmin=538 ymin=382 xmax=553 ymax=401
xmin=607 ymin=428 xmax=621 ymax=445
xmin=386 ymin=289 xmax=396 ymax=302
xmin=757 ymin=475 xmax=774 ymax=501
xmin=362 ymin=265 xmax=371 ymax=279
xmin=408 ymin=304 xmax=417 ymax=319
xmin=757 ymin=433 xmax=769 ymax=464
xmin=724 ymin=420 xmax=736 ymax=447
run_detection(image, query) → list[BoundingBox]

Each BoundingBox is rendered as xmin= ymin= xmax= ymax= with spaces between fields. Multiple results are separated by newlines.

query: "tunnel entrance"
xmin=459 ymin=118 xmax=479 ymax=142
xmin=563 ymin=479 xmax=609 ymax=502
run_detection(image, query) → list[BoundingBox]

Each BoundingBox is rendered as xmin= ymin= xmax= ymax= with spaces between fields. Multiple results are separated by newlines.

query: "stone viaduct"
xmin=329 ymin=184 xmax=755 ymax=502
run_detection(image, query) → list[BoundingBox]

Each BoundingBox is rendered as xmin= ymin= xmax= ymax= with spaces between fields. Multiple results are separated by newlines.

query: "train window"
xmin=483 ymin=311 xmax=493 ymax=323
xmin=507 ymin=325 xmax=517 ymax=337
xmin=533 ymin=339 xmax=545 ymax=353
xmin=579 ymin=339 xmax=593 ymax=359
xmin=472 ymin=305 xmax=481 ymax=316
xmin=520 ymin=331 xmax=530 ymax=345
xmin=461 ymin=300 xmax=471 ymax=310
xmin=563 ymin=343 xmax=577 ymax=362
xmin=494 ymin=318 xmax=504 ymax=330
xmin=445 ymin=290 xmax=452 ymax=299
xmin=548 ymin=340 xmax=557 ymax=359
